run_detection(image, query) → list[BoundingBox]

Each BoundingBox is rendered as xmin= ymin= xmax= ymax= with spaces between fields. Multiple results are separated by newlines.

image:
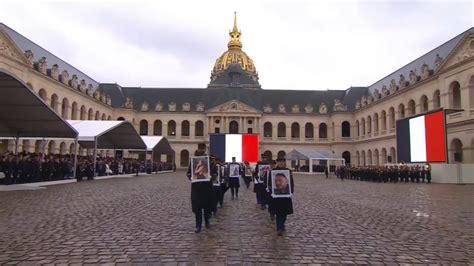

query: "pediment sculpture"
xmin=106 ymin=95 xmax=112 ymax=106
xmin=382 ymin=85 xmax=389 ymax=97
xmin=79 ymin=79 xmax=87 ymax=93
xmin=155 ymin=102 xmax=163 ymax=112
xmin=24 ymin=50 xmax=34 ymax=66
xmin=367 ymin=94 xmax=374 ymax=104
xmin=319 ymin=102 xmax=327 ymax=114
xmin=69 ymin=75 xmax=78 ymax=90
xmin=182 ymin=102 xmax=191 ymax=112
xmin=389 ymin=79 xmax=397 ymax=93
xmin=361 ymin=96 xmax=367 ymax=107
xmin=196 ymin=102 xmax=205 ymax=112
xmin=355 ymin=100 xmax=361 ymax=110
xmin=92 ymin=90 xmax=99 ymax=99
xmin=124 ymin=97 xmax=134 ymax=109
xmin=334 ymin=99 xmax=347 ymax=111
xmin=60 ymin=70 xmax=69 ymax=85
xmin=87 ymin=84 xmax=95 ymax=97
xmin=304 ymin=104 xmax=313 ymax=113
xmin=373 ymin=89 xmax=380 ymax=100
xmin=263 ymin=104 xmax=272 ymax=113
xmin=100 ymin=92 xmax=106 ymax=103
xmin=278 ymin=104 xmax=286 ymax=113
xmin=409 ymin=69 xmax=417 ymax=84
xmin=421 ymin=63 xmax=430 ymax=80
xmin=292 ymin=104 xmax=300 ymax=113
xmin=169 ymin=102 xmax=176 ymax=112
xmin=399 ymin=74 xmax=407 ymax=89
xmin=51 ymin=64 xmax=59 ymax=80
xmin=434 ymin=54 xmax=443 ymax=70
xmin=37 ymin=57 xmax=47 ymax=74
xmin=141 ymin=101 xmax=149 ymax=112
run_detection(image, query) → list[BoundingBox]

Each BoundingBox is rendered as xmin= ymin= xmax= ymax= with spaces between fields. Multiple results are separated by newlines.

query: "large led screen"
xmin=209 ymin=134 xmax=259 ymax=163
xmin=396 ymin=110 xmax=447 ymax=163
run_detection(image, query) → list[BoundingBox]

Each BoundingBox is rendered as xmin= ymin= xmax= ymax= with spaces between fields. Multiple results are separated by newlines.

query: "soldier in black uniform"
xmin=227 ymin=157 xmax=241 ymax=200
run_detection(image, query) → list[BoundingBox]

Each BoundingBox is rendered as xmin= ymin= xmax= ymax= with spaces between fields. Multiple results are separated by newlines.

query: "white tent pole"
xmin=73 ymin=138 xmax=78 ymax=180
xmin=310 ymin=158 xmax=313 ymax=174
xmin=14 ymin=135 xmax=19 ymax=155
xmin=93 ymin=138 xmax=97 ymax=177
xmin=151 ymin=150 xmax=154 ymax=173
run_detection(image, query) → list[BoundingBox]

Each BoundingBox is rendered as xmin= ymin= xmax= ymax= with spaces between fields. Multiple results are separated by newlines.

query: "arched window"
xmin=181 ymin=120 xmax=190 ymax=136
xmin=398 ymin=103 xmax=405 ymax=119
xmin=180 ymin=150 xmax=189 ymax=167
xmin=389 ymin=107 xmax=395 ymax=129
xmin=355 ymin=120 xmax=360 ymax=137
xmin=319 ymin=123 xmax=327 ymax=138
xmin=61 ymin=98 xmax=69 ymax=119
xmin=381 ymin=110 xmax=387 ymax=131
xmin=195 ymin=120 xmax=204 ymax=136
xmin=101 ymin=114 xmax=106 ymax=120
xmin=450 ymin=81 xmax=462 ymax=109
xmin=48 ymin=140 xmax=56 ymax=155
xmin=69 ymin=143 xmax=75 ymax=154
xmin=71 ymin=102 xmax=78 ymax=119
xmin=80 ymin=106 xmax=86 ymax=120
xmin=95 ymin=111 xmax=100 ymax=120
xmin=277 ymin=150 xmax=286 ymax=159
xmin=60 ymin=142 xmax=67 ymax=155
xmin=278 ymin=122 xmax=286 ymax=138
xmin=168 ymin=120 xmax=176 ymax=136
xmin=88 ymin=108 xmax=94 ymax=120
xmin=381 ymin=148 xmax=387 ymax=164
xmin=34 ymin=140 xmax=42 ymax=153
xmin=420 ymin=95 xmax=429 ymax=112
xmin=374 ymin=149 xmax=379 ymax=165
xmin=117 ymin=117 xmax=125 ymax=121
xmin=341 ymin=121 xmax=350 ymax=138
xmin=107 ymin=115 xmax=112 ymax=120
xmin=154 ymin=120 xmax=162 ymax=135
xmin=451 ymin=138 xmax=463 ymax=162
xmin=361 ymin=150 xmax=366 ymax=166
xmin=367 ymin=150 xmax=373 ymax=165
xmin=355 ymin=151 xmax=360 ymax=166
xmin=38 ymin=89 xmax=47 ymax=102
xmin=291 ymin=122 xmax=300 ymax=139
xmin=229 ymin=121 xmax=239 ymax=134
xmin=360 ymin=118 xmax=366 ymax=135
xmin=139 ymin=120 xmax=148 ymax=135
xmin=263 ymin=150 xmax=272 ymax=161
xmin=264 ymin=122 xmax=273 ymax=138
xmin=342 ymin=151 xmax=351 ymax=165
xmin=22 ymin=140 xmax=30 ymax=152
xmin=408 ymin=100 xmax=416 ymax=115
xmin=433 ymin=90 xmax=441 ymax=109
xmin=50 ymin=94 xmax=59 ymax=112
xmin=373 ymin=113 xmax=379 ymax=133
xmin=389 ymin=147 xmax=396 ymax=163
xmin=367 ymin=116 xmax=372 ymax=134
xmin=305 ymin=123 xmax=314 ymax=139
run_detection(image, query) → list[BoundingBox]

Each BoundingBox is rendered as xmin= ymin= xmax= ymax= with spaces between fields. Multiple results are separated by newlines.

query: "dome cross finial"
xmin=228 ymin=12 xmax=242 ymax=49
xmin=233 ymin=11 xmax=238 ymax=32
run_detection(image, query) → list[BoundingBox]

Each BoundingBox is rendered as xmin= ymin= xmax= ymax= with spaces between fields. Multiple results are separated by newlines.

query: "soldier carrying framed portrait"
xmin=271 ymin=169 xmax=292 ymax=198
xmin=190 ymin=156 xmax=211 ymax=183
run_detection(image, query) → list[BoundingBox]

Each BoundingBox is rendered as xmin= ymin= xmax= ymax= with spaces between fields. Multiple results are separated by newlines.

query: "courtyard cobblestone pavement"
xmin=0 ymin=171 xmax=473 ymax=265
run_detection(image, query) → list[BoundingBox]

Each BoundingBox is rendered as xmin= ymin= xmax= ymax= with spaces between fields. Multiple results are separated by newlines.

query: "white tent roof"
xmin=0 ymin=70 xmax=77 ymax=138
xmin=285 ymin=148 xmax=342 ymax=160
xmin=67 ymin=120 xmax=146 ymax=149
xmin=140 ymin=136 xmax=174 ymax=153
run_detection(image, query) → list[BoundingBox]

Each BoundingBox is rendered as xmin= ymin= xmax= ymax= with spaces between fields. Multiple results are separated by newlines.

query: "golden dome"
xmin=210 ymin=12 xmax=258 ymax=82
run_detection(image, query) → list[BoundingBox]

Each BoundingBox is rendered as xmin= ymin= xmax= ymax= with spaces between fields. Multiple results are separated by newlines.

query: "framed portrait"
xmin=257 ymin=164 xmax=270 ymax=183
xmin=229 ymin=163 xmax=240 ymax=178
xmin=244 ymin=166 xmax=252 ymax=177
xmin=190 ymin=156 xmax=211 ymax=183
xmin=271 ymin=170 xmax=292 ymax=198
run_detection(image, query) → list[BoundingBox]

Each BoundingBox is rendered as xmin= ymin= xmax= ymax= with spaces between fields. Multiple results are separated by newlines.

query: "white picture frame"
xmin=190 ymin=156 xmax=211 ymax=183
xmin=229 ymin=163 xmax=240 ymax=178
xmin=271 ymin=169 xmax=292 ymax=198
xmin=257 ymin=164 xmax=270 ymax=184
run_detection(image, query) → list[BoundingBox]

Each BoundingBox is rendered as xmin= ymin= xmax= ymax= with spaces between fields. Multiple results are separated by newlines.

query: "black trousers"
xmin=231 ymin=187 xmax=239 ymax=197
xmin=195 ymin=208 xmax=210 ymax=229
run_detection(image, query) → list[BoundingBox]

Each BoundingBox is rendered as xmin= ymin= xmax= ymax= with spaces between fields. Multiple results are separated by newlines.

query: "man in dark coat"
xmin=268 ymin=158 xmax=294 ymax=236
xmin=187 ymin=147 xmax=214 ymax=233
xmin=253 ymin=161 xmax=270 ymax=210
xmin=227 ymin=157 xmax=241 ymax=200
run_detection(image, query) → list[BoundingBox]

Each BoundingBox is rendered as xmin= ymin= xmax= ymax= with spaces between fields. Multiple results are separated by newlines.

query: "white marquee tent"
xmin=285 ymin=148 xmax=345 ymax=174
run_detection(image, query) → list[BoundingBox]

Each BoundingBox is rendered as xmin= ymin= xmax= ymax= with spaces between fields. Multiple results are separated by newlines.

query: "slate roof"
xmin=0 ymin=23 xmax=99 ymax=88
xmin=368 ymin=27 xmax=474 ymax=94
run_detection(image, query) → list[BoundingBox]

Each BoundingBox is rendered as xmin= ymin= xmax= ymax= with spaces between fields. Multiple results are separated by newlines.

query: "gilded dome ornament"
xmin=210 ymin=12 xmax=259 ymax=84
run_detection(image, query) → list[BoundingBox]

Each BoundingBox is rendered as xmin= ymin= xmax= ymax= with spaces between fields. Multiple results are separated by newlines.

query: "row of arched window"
xmin=355 ymin=148 xmax=397 ymax=166
xmin=37 ymin=88 xmax=111 ymax=121
xmin=262 ymin=121 xmax=351 ymax=139
xmin=139 ymin=120 xmax=204 ymax=137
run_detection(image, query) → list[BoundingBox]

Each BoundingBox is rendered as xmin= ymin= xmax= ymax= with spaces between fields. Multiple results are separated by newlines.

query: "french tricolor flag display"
xmin=396 ymin=110 xmax=447 ymax=163
xmin=210 ymin=134 xmax=259 ymax=163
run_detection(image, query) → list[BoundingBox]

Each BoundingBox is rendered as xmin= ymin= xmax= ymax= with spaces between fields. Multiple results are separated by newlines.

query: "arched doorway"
xmin=180 ymin=150 xmax=189 ymax=167
xmin=229 ymin=120 xmax=239 ymax=134
xmin=342 ymin=151 xmax=351 ymax=165
xmin=451 ymin=138 xmax=463 ymax=163
xmin=262 ymin=150 xmax=272 ymax=162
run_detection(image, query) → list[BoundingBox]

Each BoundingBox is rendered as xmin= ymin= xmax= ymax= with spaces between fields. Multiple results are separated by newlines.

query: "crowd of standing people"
xmin=0 ymin=151 xmax=174 ymax=184
xmin=187 ymin=143 xmax=294 ymax=236
xmin=333 ymin=164 xmax=432 ymax=183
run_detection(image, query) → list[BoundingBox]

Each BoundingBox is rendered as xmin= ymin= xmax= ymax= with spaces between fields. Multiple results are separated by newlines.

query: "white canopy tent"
xmin=0 ymin=70 xmax=78 ymax=151
xmin=130 ymin=136 xmax=174 ymax=172
xmin=67 ymin=120 xmax=146 ymax=176
xmin=285 ymin=148 xmax=345 ymax=174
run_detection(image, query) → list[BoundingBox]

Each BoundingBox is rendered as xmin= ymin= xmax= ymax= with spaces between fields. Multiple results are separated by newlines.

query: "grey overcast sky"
xmin=0 ymin=0 xmax=472 ymax=90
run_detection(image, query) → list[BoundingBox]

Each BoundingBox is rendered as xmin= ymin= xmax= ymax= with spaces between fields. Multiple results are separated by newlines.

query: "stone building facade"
xmin=0 ymin=18 xmax=473 ymax=168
